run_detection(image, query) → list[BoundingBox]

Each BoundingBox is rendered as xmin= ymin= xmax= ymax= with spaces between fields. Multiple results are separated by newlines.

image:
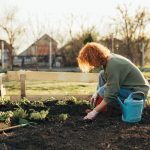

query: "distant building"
xmin=16 ymin=34 xmax=61 ymax=69
xmin=0 ymin=40 xmax=12 ymax=69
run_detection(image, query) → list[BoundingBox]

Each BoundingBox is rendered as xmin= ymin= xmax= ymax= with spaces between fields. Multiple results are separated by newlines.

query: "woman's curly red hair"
xmin=77 ymin=42 xmax=110 ymax=72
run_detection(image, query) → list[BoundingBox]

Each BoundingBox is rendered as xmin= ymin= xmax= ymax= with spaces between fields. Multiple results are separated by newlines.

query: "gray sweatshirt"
xmin=104 ymin=53 xmax=150 ymax=103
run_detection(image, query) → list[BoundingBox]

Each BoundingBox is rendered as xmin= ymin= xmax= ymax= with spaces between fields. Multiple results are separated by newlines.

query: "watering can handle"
xmin=127 ymin=91 xmax=145 ymax=100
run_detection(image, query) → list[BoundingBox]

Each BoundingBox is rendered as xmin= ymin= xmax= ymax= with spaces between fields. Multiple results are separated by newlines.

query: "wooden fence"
xmin=0 ymin=71 xmax=98 ymax=100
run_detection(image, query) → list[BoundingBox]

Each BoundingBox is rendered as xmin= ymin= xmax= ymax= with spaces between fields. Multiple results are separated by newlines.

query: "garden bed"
xmin=0 ymin=98 xmax=150 ymax=150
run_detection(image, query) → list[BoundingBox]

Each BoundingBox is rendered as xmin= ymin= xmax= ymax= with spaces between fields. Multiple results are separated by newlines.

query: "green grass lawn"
xmin=3 ymin=72 xmax=150 ymax=101
xmin=4 ymin=80 xmax=97 ymax=95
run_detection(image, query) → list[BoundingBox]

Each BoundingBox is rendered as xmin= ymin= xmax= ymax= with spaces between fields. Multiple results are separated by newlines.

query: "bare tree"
xmin=60 ymin=24 xmax=100 ymax=66
xmin=114 ymin=5 xmax=150 ymax=63
xmin=0 ymin=7 xmax=25 ymax=70
xmin=58 ymin=14 xmax=102 ymax=66
xmin=27 ymin=16 xmax=47 ymax=42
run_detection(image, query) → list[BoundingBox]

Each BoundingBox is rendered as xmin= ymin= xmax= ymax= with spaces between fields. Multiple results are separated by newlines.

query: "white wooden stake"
xmin=20 ymin=71 xmax=26 ymax=98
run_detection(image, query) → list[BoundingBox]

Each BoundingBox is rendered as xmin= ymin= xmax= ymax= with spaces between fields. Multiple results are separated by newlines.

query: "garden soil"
xmin=0 ymin=100 xmax=150 ymax=150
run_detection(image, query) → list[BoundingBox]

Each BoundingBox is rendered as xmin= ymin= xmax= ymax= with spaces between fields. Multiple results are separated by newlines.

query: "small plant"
xmin=18 ymin=98 xmax=31 ymax=106
xmin=31 ymin=101 xmax=44 ymax=107
xmin=13 ymin=108 xmax=28 ymax=119
xmin=0 ymin=111 xmax=14 ymax=124
xmin=46 ymin=97 xmax=56 ymax=101
xmin=77 ymin=99 xmax=90 ymax=105
xmin=67 ymin=97 xmax=78 ymax=105
xmin=67 ymin=97 xmax=89 ymax=105
xmin=30 ymin=110 xmax=49 ymax=120
xmin=69 ymin=96 xmax=77 ymax=104
xmin=59 ymin=113 xmax=69 ymax=121
xmin=0 ymin=98 xmax=12 ymax=105
xmin=56 ymin=100 xmax=66 ymax=105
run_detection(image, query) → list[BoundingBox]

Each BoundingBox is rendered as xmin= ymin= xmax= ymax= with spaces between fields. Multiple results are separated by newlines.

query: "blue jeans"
xmin=97 ymin=70 xmax=133 ymax=101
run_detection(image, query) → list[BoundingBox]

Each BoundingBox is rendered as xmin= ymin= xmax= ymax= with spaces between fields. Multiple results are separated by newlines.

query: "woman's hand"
xmin=84 ymin=109 xmax=98 ymax=120
xmin=90 ymin=92 xmax=98 ymax=106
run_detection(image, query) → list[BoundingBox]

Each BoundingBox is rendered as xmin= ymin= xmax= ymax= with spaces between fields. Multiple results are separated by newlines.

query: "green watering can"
xmin=117 ymin=91 xmax=145 ymax=123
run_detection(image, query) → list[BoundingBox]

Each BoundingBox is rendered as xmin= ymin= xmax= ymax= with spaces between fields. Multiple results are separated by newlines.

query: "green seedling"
xmin=69 ymin=96 xmax=78 ymax=104
xmin=59 ymin=113 xmax=69 ymax=121
xmin=18 ymin=98 xmax=31 ymax=106
xmin=30 ymin=110 xmax=49 ymax=120
xmin=0 ymin=111 xmax=13 ymax=122
xmin=77 ymin=99 xmax=90 ymax=105
xmin=68 ymin=97 xmax=90 ymax=105
xmin=13 ymin=108 xmax=28 ymax=119
xmin=0 ymin=98 xmax=11 ymax=105
xmin=46 ymin=97 xmax=56 ymax=101
xmin=31 ymin=101 xmax=44 ymax=107
xmin=56 ymin=100 xmax=66 ymax=105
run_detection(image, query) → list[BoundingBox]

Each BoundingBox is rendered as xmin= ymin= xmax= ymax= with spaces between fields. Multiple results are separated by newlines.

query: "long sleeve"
xmin=103 ymin=53 xmax=149 ymax=103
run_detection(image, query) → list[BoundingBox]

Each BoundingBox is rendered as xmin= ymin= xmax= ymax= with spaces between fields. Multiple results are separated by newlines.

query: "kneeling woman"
xmin=77 ymin=42 xmax=149 ymax=120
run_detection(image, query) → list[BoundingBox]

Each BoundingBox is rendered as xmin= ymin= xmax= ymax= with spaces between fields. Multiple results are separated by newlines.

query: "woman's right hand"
xmin=84 ymin=109 xmax=98 ymax=120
